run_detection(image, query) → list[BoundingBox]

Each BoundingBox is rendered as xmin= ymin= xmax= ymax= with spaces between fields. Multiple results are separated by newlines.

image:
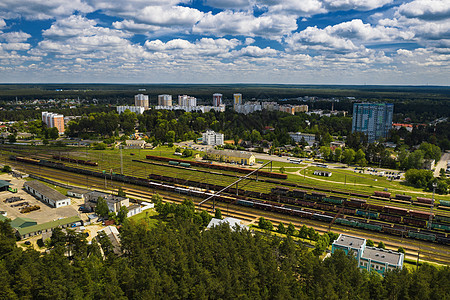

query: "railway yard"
xmin=1 ymin=145 xmax=450 ymax=265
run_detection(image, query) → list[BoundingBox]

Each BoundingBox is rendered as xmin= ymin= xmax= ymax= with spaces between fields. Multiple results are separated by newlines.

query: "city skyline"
xmin=0 ymin=1 xmax=448 ymax=85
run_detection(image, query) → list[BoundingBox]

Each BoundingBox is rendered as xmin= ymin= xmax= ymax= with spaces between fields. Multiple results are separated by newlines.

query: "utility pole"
xmin=428 ymin=182 xmax=437 ymax=229
xmin=120 ymin=146 xmax=123 ymax=175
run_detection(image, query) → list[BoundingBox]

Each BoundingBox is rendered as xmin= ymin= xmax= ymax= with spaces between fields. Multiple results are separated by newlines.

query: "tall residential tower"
xmin=352 ymin=103 xmax=393 ymax=143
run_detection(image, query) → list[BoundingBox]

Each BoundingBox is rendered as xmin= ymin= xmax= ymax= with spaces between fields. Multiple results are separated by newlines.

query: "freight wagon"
xmin=373 ymin=191 xmax=391 ymax=198
xmin=408 ymin=231 xmax=436 ymax=242
xmin=416 ymin=197 xmax=433 ymax=205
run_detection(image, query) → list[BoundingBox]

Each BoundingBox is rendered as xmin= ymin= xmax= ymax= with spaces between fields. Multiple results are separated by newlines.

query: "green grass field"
xmin=286 ymin=166 xmax=450 ymax=200
xmin=8 ymin=144 xmax=449 ymax=201
xmin=129 ymin=209 xmax=162 ymax=229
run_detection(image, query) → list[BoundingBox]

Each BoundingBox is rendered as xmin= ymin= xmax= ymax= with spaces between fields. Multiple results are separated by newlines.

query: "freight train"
xmin=52 ymin=155 xmax=98 ymax=166
xmin=270 ymin=186 xmax=450 ymax=232
xmin=10 ymin=155 xmax=450 ymax=245
xmin=370 ymin=191 xmax=449 ymax=208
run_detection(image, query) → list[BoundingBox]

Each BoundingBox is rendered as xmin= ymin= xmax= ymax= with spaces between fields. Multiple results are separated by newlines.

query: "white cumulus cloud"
xmin=0 ymin=0 xmax=93 ymax=20
xmin=193 ymin=11 xmax=297 ymax=40
xmin=398 ymin=0 xmax=450 ymax=20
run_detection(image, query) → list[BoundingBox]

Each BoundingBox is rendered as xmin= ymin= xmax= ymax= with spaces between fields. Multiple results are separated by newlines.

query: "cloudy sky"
xmin=0 ymin=0 xmax=449 ymax=85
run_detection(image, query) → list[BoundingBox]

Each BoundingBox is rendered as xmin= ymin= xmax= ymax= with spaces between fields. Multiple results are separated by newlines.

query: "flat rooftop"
xmin=362 ymin=247 xmax=403 ymax=265
xmin=333 ymin=234 xmax=365 ymax=249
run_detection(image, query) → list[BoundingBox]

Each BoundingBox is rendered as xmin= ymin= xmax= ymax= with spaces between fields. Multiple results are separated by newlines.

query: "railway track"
xmin=3 ymin=150 xmax=450 ymax=264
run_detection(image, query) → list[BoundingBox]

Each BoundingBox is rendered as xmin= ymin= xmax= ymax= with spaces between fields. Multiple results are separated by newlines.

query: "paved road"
xmin=434 ymin=152 xmax=450 ymax=177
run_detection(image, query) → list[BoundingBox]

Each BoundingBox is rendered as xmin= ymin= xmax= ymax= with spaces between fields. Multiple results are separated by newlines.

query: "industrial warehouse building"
xmin=24 ymin=180 xmax=71 ymax=208
xmin=16 ymin=215 xmax=82 ymax=240
xmin=332 ymin=234 xmax=404 ymax=276
xmin=206 ymin=149 xmax=255 ymax=165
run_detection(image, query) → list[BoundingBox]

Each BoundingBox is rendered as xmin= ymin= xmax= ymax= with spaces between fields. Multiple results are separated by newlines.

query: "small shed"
xmin=0 ymin=180 xmax=12 ymax=191
xmin=313 ymin=170 xmax=332 ymax=177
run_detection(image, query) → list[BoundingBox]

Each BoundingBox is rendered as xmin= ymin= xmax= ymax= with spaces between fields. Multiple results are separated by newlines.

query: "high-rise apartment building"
xmin=42 ymin=112 xmax=65 ymax=134
xmin=158 ymin=94 xmax=172 ymax=106
xmin=233 ymin=93 xmax=242 ymax=106
xmin=352 ymin=103 xmax=393 ymax=143
xmin=213 ymin=93 xmax=222 ymax=107
xmin=178 ymin=95 xmax=197 ymax=107
xmin=134 ymin=94 xmax=149 ymax=110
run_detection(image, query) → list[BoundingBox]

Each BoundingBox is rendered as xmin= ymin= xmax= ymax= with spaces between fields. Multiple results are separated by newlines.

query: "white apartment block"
xmin=234 ymin=102 xmax=262 ymax=115
xmin=154 ymin=105 xmax=225 ymax=113
xmin=178 ymin=95 xmax=197 ymax=107
xmin=202 ymin=130 xmax=224 ymax=146
xmin=116 ymin=106 xmax=145 ymax=115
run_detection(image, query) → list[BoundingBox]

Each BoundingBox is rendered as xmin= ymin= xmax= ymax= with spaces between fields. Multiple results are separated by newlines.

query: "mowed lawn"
xmin=129 ymin=209 xmax=163 ymax=229
xmin=287 ymin=166 xmax=450 ymax=200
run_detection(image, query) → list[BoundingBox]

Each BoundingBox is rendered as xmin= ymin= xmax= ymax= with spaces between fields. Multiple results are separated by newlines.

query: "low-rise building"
xmin=207 ymin=217 xmax=247 ymax=231
xmin=234 ymin=101 xmax=262 ymax=114
xmin=423 ymin=159 xmax=435 ymax=170
xmin=67 ymin=188 xmax=90 ymax=199
xmin=84 ymin=191 xmax=129 ymax=213
xmin=97 ymin=226 xmax=121 ymax=255
xmin=289 ymin=132 xmax=316 ymax=145
xmin=206 ymin=149 xmax=255 ymax=165
xmin=127 ymin=204 xmax=142 ymax=217
xmin=116 ymin=106 xmax=145 ymax=115
xmin=202 ymin=130 xmax=224 ymax=146
xmin=125 ymin=140 xmax=146 ymax=149
xmin=332 ymin=234 xmax=404 ymax=276
xmin=0 ymin=180 xmax=12 ymax=191
xmin=16 ymin=216 xmax=82 ymax=240
xmin=10 ymin=217 xmax=37 ymax=229
xmin=24 ymin=180 xmax=71 ymax=208
xmin=313 ymin=170 xmax=332 ymax=177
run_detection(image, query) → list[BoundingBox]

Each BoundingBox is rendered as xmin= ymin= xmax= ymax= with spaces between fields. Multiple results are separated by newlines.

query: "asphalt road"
xmin=434 ymin=152 xmax=450 ymax=177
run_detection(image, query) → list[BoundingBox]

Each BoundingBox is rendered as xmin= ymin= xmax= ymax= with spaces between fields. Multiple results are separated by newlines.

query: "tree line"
xmin=1 ymin=199 xmax=449 ymax=299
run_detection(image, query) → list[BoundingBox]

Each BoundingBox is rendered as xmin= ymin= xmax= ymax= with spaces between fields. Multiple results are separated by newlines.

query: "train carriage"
xmin=409 ymin=210 xmax=433 ymax=220
xmin=345 ymin=198 xmax=367 ymax=208
xmin=291 ymin=189 xmax=307 ymax=198
xmin=373 ymin=191 xmax=391 ymax=198
xmin=384 ymin=206 xmax=408 ymax=216
xmin=416 ymin=197 xmax=433 ymax=205
xmin=395 ymin=194 xmax=412 ymax=201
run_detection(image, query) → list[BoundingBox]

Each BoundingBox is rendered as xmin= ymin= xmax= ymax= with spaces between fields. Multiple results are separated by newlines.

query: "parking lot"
xmin=0 ymin=174 xmax=79 ymax=224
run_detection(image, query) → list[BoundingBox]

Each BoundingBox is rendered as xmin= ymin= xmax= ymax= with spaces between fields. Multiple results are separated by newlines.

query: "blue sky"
xmin=0 ymin=0 xmax=449 ymax=85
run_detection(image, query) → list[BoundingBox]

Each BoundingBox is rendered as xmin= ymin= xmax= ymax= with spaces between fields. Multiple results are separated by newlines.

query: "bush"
xmin=93 ymin=142 xmax=107 ymax=150
xmin=36 ymin=238 xmax=45 ymax=248
xmin=2 ymin=165 xmax=11 ymax=173
xmin=405 ymin=169 xmax=433 ymax=188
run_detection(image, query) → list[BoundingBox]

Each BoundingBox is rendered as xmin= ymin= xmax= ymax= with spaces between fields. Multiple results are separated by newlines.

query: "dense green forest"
xmin=0 ymin=84 xmax=449 ymax=122
xmin=1 ymin=214 xmax=449 ymax=299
